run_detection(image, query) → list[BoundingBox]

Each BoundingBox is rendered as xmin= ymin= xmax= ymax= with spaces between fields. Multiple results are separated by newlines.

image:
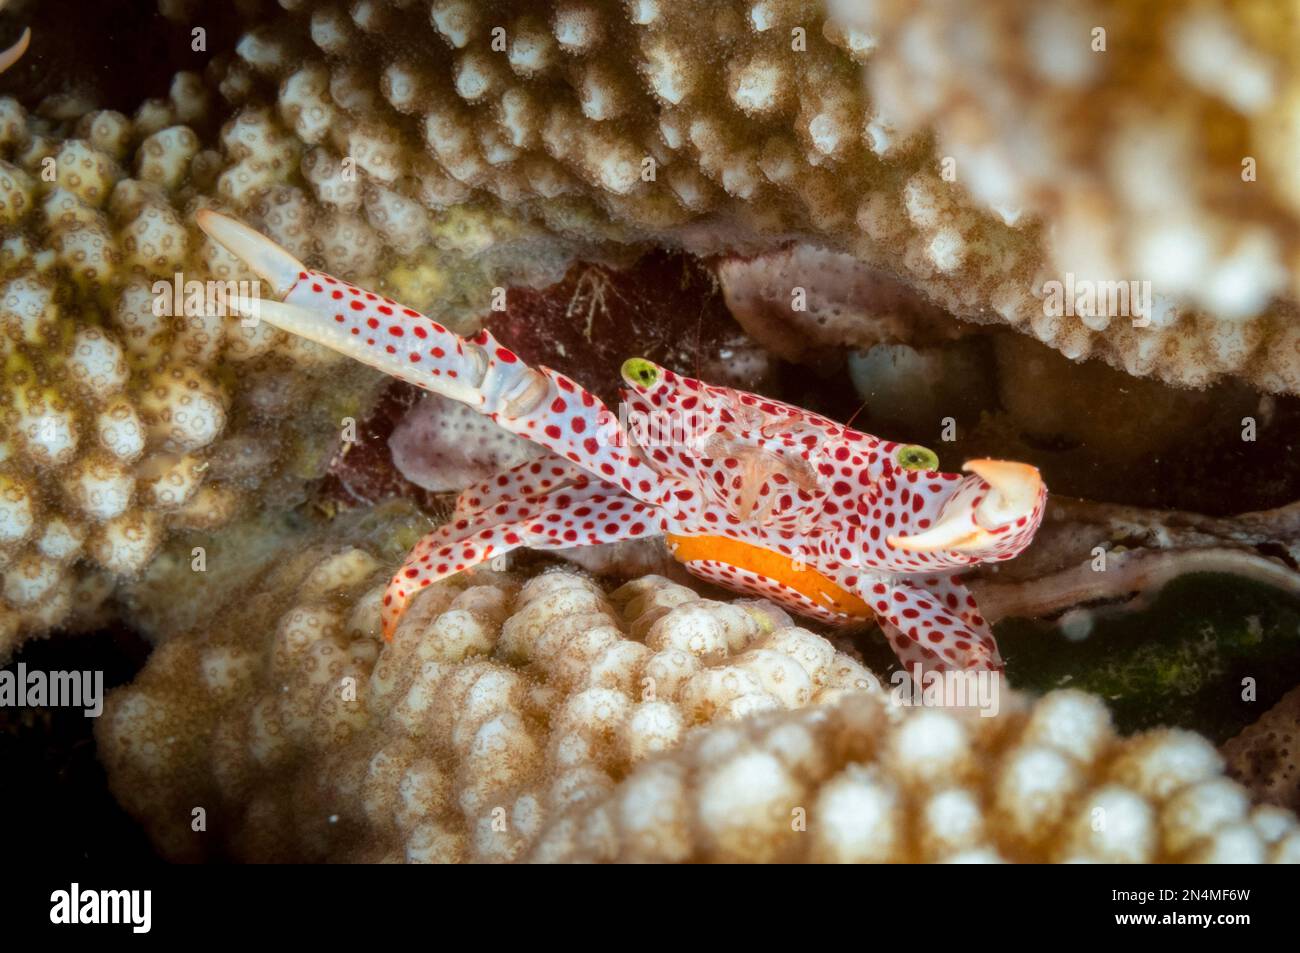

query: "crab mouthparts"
xmin=887 ymin=459 xmax=1043 ymax=554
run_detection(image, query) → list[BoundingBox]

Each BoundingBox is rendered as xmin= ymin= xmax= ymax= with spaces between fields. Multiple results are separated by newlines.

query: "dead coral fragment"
xmin=1224 ymin=685 xmax=1300 ymax=816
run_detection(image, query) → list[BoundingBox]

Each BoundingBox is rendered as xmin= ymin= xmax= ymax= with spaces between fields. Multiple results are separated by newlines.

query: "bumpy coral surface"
xmin=196 ymin=0 xmax=1300 ymax=394
xmin=0 ymin=74 xmax=387 ymax=657
xmin=848 ymin=0 xmax=1300 ymax=379
xmin=534 ymin=689 xmax=1300 ymax=863
xmin=95 ymin=501 xmax=879 ymax=862
xmin=1224 ymin=685 xmax=1300 ymax=815
xmin=98 ymin=508 xmax=1297 ymax=863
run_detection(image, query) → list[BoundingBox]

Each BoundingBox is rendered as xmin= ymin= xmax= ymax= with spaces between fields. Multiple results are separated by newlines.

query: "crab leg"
xmin=384 ymin=477 xmax=664 ymax=638
xmin=196 ymin=210 xmax=692 ymax=510
xmin=865 ymin=575 xmax=1003 ymax=673
xmin=453 ymin=457 xmax=591 ymax=519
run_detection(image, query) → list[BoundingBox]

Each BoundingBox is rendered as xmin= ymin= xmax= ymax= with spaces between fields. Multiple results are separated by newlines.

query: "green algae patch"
xmin=996 ymin=573 xmax=1300 ymax=743
xmin=849 ymin=573 xmax=1300 ymax=743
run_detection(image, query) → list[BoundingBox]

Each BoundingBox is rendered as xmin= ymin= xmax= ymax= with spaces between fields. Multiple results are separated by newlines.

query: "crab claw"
xmin=965 ymin=459 xmax=1043 ymax=523
xmin=195 ymin=208 xmax=305 ymax=297
xmin=0 ymin=0 xmax=29 ymax=77
xmin=888 ymin=458 xmax=1044 ymax=555
xmin=0 ymin=26 xmax=29 ymax=76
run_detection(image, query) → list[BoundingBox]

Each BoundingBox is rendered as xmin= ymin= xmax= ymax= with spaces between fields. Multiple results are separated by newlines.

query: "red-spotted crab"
xmin=198 ymin=210 xmax=1047 ymax=671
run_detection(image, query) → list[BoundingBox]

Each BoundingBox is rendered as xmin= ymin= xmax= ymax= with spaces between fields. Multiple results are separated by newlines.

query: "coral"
xmin=98 ymin=505 xmax=1297 ymax=862
xmin=535 ymin=688 xmax=1300 ymax=862
xmin=848 ymin=0 xmax=1300 ymax=342
xmin=1224 ymin=684 xmax=1300 ymax=815
xmin=0 ymin=78 xmax=390 ymax=657
xmin=97 ymin=502 xmax=879 ymax=862
xmin=182 ymin=0 xmax=1300 ymax=396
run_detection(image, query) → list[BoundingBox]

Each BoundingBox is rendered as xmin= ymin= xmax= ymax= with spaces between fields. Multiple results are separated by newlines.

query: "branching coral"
xmin=846 ymin=0 xmax=1300 ymax=337
xmin=97 ymin=502 xmax=881 ymax=862
xmin=182 ymin=0 xmax=1300 ymax=394
xmin=0 ymin=76 xmax=392 ymax=657
xmin=98 ymin=505 xmax=1297 ymax=862
xmin=534 ymin=688 xmax=1300 ymax=862
xmin=5 ymin=0 xmax=1299 ymax=863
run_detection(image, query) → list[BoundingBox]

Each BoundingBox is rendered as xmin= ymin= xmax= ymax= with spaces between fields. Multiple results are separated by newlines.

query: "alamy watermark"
xmin=50 ymin=884 xmax=151 ymax=933
xmin=152 ymin=272 xmax=262 ymax=326
xmin=595 ymin=403 xmax=723 ymax=449
xmin=0 ymin=663 xmax=103 ymax=717
xmin=889 ymin=664 xmax=1001 ymax=717
xmin=1043 ymin=272 xmax=1152 ymax=326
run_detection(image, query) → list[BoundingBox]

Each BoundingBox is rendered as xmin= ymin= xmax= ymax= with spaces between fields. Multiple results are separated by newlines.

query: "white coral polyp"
xmin=95 ymin=538 xmax=1299 ymax=865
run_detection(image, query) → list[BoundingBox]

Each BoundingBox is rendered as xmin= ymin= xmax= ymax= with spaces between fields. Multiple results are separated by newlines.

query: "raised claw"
xmin=195 ymin=208 xmax=305 ymax=297
xmin=888 ymin=459 xmax=1045 ymax=555
xmin=0 ymin=0 xmax=29 ymax=77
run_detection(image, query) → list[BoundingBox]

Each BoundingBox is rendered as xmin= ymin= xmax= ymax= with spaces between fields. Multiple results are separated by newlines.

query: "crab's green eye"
xmin=621 ymin=357 xmax=660 ymax=388
xmin=896 ymin=444 xmax=939 ymax=471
